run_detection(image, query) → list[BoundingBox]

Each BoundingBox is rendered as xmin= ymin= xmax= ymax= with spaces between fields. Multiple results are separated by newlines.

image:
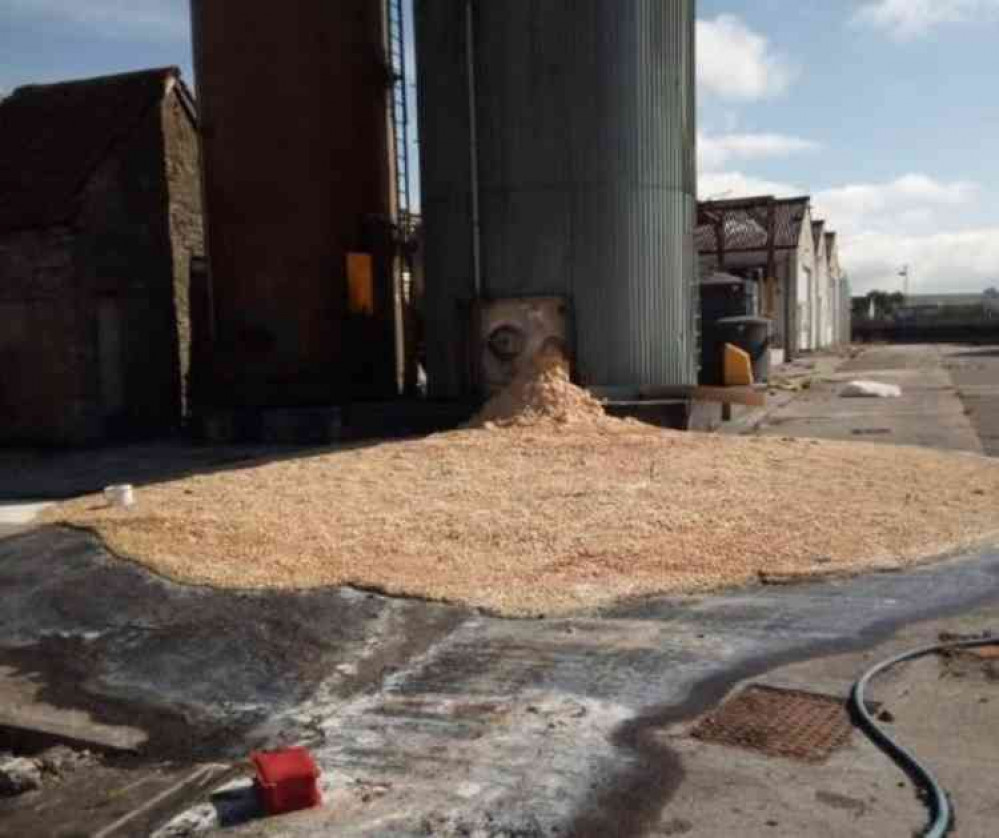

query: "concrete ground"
xmin=0 ymin=526 xmax=996 ymax=837
xmin=651 ymin=605 xmax=999 ymax=838
xmin=0 ymin=342 xmax=997 ymax=836
xmin=752 ymin=344 xmax=986 ymax=454
xmin=944 ymin=344 xmax=999 ymax=456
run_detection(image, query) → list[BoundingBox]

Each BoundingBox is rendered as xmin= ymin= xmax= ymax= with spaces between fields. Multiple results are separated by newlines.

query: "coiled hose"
xmin=849 ymin=637 xmax=997 ymax=838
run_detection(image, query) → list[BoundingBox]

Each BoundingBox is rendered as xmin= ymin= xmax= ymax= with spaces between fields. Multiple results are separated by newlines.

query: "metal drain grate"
xmin=690 ymin=685 xmax=855 ymax=763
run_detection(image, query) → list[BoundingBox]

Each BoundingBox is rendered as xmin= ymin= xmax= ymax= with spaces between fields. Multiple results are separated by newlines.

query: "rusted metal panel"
xmin=691 ymin=685 xmax=857 ymax=763
xmin=416 ymin=0 xmax=698 ymax=398
xmin=191 ymin=0 xmax=395 ymax=408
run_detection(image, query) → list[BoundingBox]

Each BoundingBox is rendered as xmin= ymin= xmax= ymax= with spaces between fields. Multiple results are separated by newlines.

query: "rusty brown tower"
xmin=191 ymin=0 xmax=397 ymax=410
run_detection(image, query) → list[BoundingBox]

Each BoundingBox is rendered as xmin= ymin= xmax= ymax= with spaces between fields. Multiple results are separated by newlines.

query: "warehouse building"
xmin=811 ymin=220 xmax=830 ymax=349
xmin=825 ymin=231 xmax=851 ymax=346
xmin=696 ymin=196 xmax=814 ymax=363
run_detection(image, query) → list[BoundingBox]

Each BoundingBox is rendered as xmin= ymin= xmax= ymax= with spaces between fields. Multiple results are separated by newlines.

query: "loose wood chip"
xmin=46 ymin=369 xmax=999 ymax=617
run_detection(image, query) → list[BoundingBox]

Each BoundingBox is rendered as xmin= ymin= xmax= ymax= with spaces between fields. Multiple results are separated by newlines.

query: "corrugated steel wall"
xmin=191 ymin=0 xmax=396 ymax=409
xmin=416 ymin=0 xmax=698 ymax=398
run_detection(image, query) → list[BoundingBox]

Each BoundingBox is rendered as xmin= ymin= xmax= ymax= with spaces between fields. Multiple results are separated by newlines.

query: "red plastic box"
xmin=251 ymin=748 xmax=322 ymax=816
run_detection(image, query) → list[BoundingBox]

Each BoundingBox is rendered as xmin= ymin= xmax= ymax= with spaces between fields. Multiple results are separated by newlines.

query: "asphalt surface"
xmin=0 ymin=526 xmax=997 ymax=836
xmin=0 ymin=342 xmax=997 ymax=836
xmin=944 ymin=344 xmax=999 ymax=456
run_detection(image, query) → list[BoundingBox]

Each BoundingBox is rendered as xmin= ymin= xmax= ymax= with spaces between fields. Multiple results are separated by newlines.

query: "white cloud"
xmin=698 ymin=132 xmax=820 ymax=172
xmin=813 ymin=175 xmax=979 ymax=235
xmin=811 ymin=175 xmax=989 ymax=293
xmin=697 ymin=171 xmax=979 ymax=232
xmin=698 ymin=170 xmax=803 ymax=201
xmin=695 ymin=167 xmax=995 ymax=293
xmin=843 ymin=229 xmax=999 ymax=294
xmin=697 ymin=15 xmax=794 ymax=101
xmin=853 ymin=0 xmax=999 ymax=40
xmin=4 ymin=0 xmax=188 ymax=41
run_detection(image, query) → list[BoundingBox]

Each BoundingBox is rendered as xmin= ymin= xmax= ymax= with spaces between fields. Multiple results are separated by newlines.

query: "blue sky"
xmin=2 ymin=0 xmax=996 ymax=293
xmin=697 ymin=0 xmax=999 ymax=294
xmin=0 ymin=1 xmax=193 ymax=87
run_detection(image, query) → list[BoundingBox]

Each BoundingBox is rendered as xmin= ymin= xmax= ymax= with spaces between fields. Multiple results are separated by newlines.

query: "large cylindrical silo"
xmin=416 ymin=0 xmax=698 ymax=398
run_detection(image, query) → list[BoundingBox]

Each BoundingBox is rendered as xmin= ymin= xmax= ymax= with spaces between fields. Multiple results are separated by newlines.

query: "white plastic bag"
xmin=104 ymin=484 xmax=136 ymax=508
xmin=840 ymin=380 xmax=902 ymax=399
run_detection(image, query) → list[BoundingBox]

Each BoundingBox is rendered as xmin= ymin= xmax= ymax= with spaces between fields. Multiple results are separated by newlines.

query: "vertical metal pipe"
xmin=465 ymin=0 xmax=482 ymax=299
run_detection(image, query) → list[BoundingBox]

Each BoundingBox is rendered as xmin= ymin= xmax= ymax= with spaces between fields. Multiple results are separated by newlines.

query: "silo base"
xmin=602 ymin=398 xmax=720 ymax=432
xmin=190 ymin=401 xmax=478 ymax=445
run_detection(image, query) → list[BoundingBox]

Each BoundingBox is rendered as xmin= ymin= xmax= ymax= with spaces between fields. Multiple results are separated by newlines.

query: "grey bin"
xmin=701 ymin=316 xmax=771 ymax=386
xmin=700 ymin=273 xmax=760 ymax=321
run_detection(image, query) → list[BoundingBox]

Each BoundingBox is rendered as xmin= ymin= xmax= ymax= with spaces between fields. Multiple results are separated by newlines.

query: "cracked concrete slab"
xmin=753 ymin=345 xmax=985 ymax=453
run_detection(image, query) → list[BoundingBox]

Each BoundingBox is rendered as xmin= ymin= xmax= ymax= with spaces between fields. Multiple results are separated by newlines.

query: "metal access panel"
xmin=478 ymin=297 xmax=569 ymax=395
xmin=690 ymin=685 xmax=857 ymax=763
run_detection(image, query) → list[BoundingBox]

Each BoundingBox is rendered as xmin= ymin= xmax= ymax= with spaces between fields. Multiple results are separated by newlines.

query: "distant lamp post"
xmin=898 ymin=265 xmax=911 ymax=300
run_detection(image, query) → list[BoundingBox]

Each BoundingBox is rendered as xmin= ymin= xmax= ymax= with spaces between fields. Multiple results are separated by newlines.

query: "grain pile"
xmin=47 ymin=375 xmax=999 ymax=616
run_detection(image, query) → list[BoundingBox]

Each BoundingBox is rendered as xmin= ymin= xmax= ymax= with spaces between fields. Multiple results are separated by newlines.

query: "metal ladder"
xmin=386 ymin=0 xmax=411 ymax=232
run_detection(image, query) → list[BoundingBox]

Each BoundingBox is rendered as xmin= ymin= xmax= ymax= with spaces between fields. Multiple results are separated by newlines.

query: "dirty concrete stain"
xmin=815 ymin=789 xmax=868 ymax=816
xmin=5 ymin=526 xmax=999 ymax=835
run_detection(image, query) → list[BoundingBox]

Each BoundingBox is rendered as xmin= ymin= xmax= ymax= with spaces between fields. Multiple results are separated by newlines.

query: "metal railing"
xmin=387 ymin=0 xmax=412 ymax=232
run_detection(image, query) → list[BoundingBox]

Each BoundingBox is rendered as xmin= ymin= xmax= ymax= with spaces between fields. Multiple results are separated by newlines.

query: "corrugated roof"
xmin=0 ymin=67 xmax=182 ymax=233
xmin=696 ymin=195 xmax=810 ymax=255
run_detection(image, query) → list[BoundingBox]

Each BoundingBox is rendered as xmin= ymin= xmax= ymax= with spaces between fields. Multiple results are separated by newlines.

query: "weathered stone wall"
xmin=72 ymin=99 xmax=180 ymax=438
xmin=0 ymin=228 xmax=99 ymax=444
xmin=0 ymin=87 xmax=204 ymax=446
xmin=162 ymin=86 xmax=204 ymax=413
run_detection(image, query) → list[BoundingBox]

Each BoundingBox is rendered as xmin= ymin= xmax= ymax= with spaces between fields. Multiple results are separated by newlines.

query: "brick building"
xmin=0 ymin=67 xmax=203 ymax=445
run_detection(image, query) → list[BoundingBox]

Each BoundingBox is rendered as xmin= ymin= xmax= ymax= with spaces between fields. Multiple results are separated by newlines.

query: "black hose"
xmin=849 ymin=637 xmax=996 ymax=838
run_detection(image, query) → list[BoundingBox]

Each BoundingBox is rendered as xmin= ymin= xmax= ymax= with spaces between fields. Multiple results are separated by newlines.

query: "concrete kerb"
xmin=717 ymin=388 xmax=797 ymax=436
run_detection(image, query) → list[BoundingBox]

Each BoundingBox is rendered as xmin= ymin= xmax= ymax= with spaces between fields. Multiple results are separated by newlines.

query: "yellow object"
xmin=347 ymin=253 xmax=375 ymax=315
xmin=723 ymin=343 xmax=754 ymax=386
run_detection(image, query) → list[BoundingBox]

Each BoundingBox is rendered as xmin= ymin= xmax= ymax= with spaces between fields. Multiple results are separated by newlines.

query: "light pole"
xmin=898 ymin=265 xmax=911 ymax=300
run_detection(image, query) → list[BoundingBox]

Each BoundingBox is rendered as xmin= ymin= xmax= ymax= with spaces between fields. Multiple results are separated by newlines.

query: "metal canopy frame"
xmin=696 ymin=195 xmax=812 ymax=362
xmin=696 ymin=195 xmax=812 ymax=277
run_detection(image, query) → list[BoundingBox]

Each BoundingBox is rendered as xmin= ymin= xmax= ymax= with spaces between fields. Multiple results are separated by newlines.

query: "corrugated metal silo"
xmin=416 ymin=0 xmax=698 ymax=398
xmin=191 ymin=0 xmax=396 ymax=409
